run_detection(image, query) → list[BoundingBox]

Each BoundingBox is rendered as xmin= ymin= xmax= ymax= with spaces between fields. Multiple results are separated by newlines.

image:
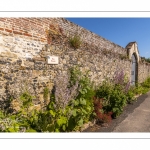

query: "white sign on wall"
xmin=25 ymin=53 xmax=33 ymax=59
xmin=47 ymin=56 xmax=59 ymax=64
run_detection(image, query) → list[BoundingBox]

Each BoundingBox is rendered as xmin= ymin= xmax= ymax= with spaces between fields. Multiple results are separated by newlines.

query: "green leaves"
xmin=62 ymin=125 xmax=66 ymax=131
xmin=72 ymin=109 xmax=77 ymax=117
xmin=72 ymin=99 xmax=79 ymax=106
xmin=20 ymin=92 xmax=34 ymax=108
xmin=49 ymin=110 xmax=56 ymax=117
xmin=47 ymin=124 xmax=55 ymax=132
xmin=79 ymin=89 xmax=87 ymax=95
xmin=78 ymin=118 xmax=83 ymax=126
xmin=79 ymin=98 xmax=86 ymax=105
xmin=55 ymin=116 xmax=68 ymax=131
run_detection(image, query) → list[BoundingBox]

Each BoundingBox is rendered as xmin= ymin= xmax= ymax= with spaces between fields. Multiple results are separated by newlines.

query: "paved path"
xmin=113 ymin=91 xmax=150 ymax=132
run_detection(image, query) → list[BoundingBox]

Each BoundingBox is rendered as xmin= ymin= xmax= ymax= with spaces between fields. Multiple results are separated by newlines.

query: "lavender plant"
xmin=124 ymin=81 xmax=131 ymax=93
xmin=113 ymin=69 xmax=137 ymax=103
xmin=113 ymin=69 xmax=125 ymax=85
xmin=54 ymin=72 xmax=79 ymax=111
xmin=113 ymin=69 xmax=131 ymax=93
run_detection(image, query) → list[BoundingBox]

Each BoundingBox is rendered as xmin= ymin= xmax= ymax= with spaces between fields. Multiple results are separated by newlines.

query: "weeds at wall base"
xmin=0 ymin=68 xmax=150 ymax=132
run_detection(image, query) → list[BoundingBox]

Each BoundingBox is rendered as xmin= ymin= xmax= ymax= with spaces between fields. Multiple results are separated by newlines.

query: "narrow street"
xmin=113 ymin=91 xmax=150 ymax=132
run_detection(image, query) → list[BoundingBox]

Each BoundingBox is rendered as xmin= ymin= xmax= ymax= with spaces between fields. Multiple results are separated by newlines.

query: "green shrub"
xmin=69 ymin=35 xmax=82 ymax=49
xmin=126 ymin=89 xmax=135 ymax=104
xmin=132 ymin=77 xmax=150 ymax=95
xmin=34 ymin=102 xmax=71 ymax=132
xmin=141 ymin=77 xmax=150 ymax=93
xmin=108 ymin=89 xmax=127 ymax=118
xmin=68 ymin=75 xmax=95 ymax=131
xmin=96 ymin=83 xmax=127 ymax=118
xmin=0 ymin=91 xmax=40 ymax=132
xmin=0 ymin=110 xmax=35 ymax=132
xmin=69 ymin=68 xmax=95 ymax=130
xmin=96 ymin=81 xmax=113 ymax=99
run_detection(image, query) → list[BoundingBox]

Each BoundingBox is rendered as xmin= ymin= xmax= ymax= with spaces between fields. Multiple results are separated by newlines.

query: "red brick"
xmin=21 ymin=18 xmax=30 ymax=22
xmin=0 ymin=18 xmax=7 ymax=22
xmin=22 ymin=25 xmax=30 ymax=29
xmin=13 ymin=31 xmax=22 ymax=35
xmin=11 ymin=18 xmax=19 ymax=21
xmin=0 ymin=27 xmax=4 ymax=31
xmin=41 ymin=20 xmax=49 ymax=25
xmin=6 ymin=18 xmax=13 ymax=24
xmin=12 ymin=26 xmax=21 ymax=31
xmin=29 ymin=20 xmax=36 ymax=25
xmin=5 ymin=29 xmax=12 ymax=33
xmin=36 ymin=21 xmax=43 ymax=26
xmin=24 ymin=33 xmax=32 ymax=37
xmin=13 ymin=20 xmax=20 ymax=23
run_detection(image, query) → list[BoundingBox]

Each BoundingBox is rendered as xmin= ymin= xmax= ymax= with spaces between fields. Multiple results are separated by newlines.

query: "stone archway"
xmin=126 ymin=42 xmax=140 ymax=85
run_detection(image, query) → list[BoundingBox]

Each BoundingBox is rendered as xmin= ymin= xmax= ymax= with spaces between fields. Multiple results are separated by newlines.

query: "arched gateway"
xmin=126 ymin=42 xmax=140 ymax=85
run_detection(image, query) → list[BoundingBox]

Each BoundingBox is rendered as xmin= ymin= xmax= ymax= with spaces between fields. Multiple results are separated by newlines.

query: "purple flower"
xmin=54 ymin=73 xmax=79 ymax=111
xmin=113 ymin=69 xmax=131 ymax=93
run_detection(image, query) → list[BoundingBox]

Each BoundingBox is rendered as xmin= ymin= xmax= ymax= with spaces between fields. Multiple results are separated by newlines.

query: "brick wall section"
xmin=0 ymin=18 xmax=126 ymax=54
xmin=0 ymin=18 xmax=49 ymax=42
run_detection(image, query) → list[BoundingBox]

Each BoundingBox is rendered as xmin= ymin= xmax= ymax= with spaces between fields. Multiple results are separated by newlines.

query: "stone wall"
xmin=138 ymin=62 xmax=150 ymax=83
xmin=0 ymin=17 xmax=150 ymax=110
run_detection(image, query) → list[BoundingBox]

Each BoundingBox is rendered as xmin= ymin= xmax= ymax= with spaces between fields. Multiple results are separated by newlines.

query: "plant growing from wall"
xmin=69 ymin=35 xmax=82 ymax=49
xmin=43 ymin=87 xmax=49 ymax=103
xmin=102 ymin=49 xmax=113 ymax=56
xmin=20 ymin=92 xmax=34 ymax=109
xmin=46 ymin=23 xmax=63 ymax=44
xmin=119 ymin=54 xmax=128 ymax=60
xmin=141 ymin=57 xmax=150 ymax=63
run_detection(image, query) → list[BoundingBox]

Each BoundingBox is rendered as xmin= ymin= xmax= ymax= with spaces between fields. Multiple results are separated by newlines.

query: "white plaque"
xmin=47 ymin=56 xmax=59 ymax=64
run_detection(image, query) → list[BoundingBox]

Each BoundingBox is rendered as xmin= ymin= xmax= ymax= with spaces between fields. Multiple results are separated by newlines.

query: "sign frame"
xmin=47 ymin=56 xmax=59 ymax=64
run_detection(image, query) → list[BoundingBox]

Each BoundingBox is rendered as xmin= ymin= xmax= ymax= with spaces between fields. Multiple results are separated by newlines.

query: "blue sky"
xmin=66 ymin=18 xmax=150 ymax=58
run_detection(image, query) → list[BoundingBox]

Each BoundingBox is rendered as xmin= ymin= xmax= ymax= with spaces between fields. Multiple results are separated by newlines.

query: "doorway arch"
xmin=126 ymin=42 xmax=139 ymax=85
